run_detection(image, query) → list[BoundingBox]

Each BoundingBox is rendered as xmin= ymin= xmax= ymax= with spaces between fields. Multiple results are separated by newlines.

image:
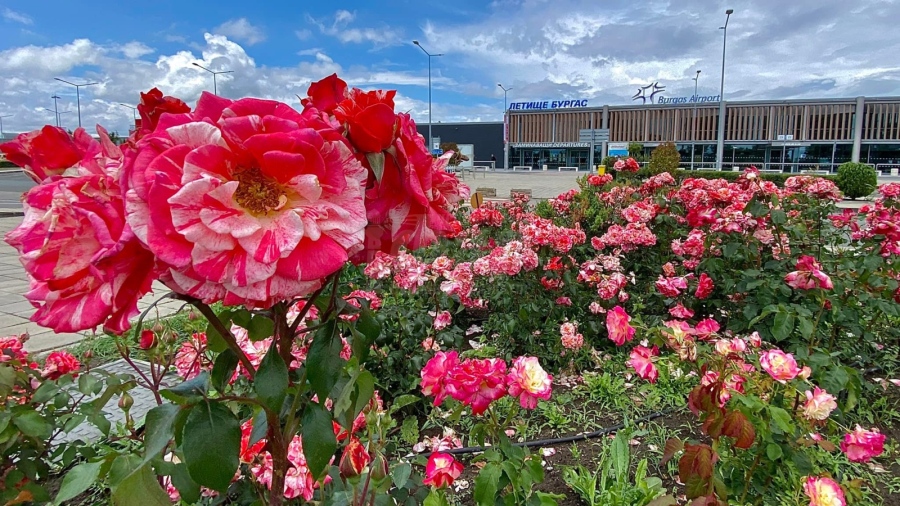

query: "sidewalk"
xmin=0 ymin=217 xmax=183 ymax=352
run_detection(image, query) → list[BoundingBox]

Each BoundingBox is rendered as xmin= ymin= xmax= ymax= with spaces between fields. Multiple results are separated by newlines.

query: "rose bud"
xmin=151 ymin=322 xmax=165 ymax=334
xmin=118 ymin=392 xmax=134 ymax=410
xmin=339 ymin=438 xmax=371 ymax=479
xmin=188 ymin=310 xmax=198 ymax=321
xmin=139 ymin=330 xmax=156 ymax=350
xmin=370 ymin=453 xmax=389 ymax=481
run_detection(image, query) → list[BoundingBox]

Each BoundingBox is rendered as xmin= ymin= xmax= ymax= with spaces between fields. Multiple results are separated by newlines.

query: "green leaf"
xmin=142 ymin=404 xmax=181 ymax=464
xmin=769 ymin=406 xmax=793 ymax=434
xmin=211 ymin=349 xmax=239 ymax=394
xmin=391 ymin=462 xmax=412 ymax=489
xmin=78 ymin=374 xmax=101 ymax=396
xmin=248 ymin=315 xmax=275 ymax=342
xmin=255 ymin=344 xmax=288 ymax=412
xmin=13 ymin=410 xmax=52 ymax=439
xmin=54 ymin=461 xmax=103 ymax=505
xmin=307 ymin=321 xmax=343 ymax=400
xmin=161 ymin=372 xmax=210 ymax=404
xmin=766 ymin=443 xmax=783 ymax=461
xmin=205 ymin=319 xmax=229 ymax=354
xmin=796 ymin=316 xmax=814 ymax=339
xmin=352 ymin=371 xmax=375 ymax=420
xmin=302 ymin=402 xmax=337 ymax=480
xmin=770 ymin=209 xmax=787 ymax=225
xmin=110 ymin=462 xmax=170 ymax=506
xmin=771 ymin=311 xmax=795 ymax=341
xmin=367 ymin=152 xmax=386 ymax=184
xmin=389 ymin=395 xmax=419 ymax=414
xmin=474 ymin=463 xmax=502 ymax=506
xmin=354 ymin=308 xmax=381 ymax=361
xmin=250 ymin=409 xmax=268 ymax=448
xmin=170 ymin=463 xmax=201 ymax=504
xmin=182 ymin=401 xmax=241 ymax=492
xmin=230 ymin=308 xmax=253 ymax=329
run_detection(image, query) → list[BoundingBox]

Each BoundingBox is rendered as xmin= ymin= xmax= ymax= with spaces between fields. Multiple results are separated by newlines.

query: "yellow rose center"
xmin=234 ymin=168 xmax=288 ymax=216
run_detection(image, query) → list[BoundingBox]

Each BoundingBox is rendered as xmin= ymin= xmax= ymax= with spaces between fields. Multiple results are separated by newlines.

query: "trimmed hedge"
xmin=630 ymin=168 xmax=837 ymax=188
xmin=0 ymin=161 xmax=18 ymax=169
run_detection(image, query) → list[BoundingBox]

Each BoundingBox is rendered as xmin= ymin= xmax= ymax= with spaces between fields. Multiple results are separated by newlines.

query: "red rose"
xmin=139 ymin=329 xmax=156 ymax=350
xmin=302 ymin=73 xmax=348 ymax=114
xmin=334 ymin=88 xmax=398 ymax=153
xmin=0 ymin=126 xmax=97 ymax=183
xmin=136 ymin=88 xmax=191 ymax=136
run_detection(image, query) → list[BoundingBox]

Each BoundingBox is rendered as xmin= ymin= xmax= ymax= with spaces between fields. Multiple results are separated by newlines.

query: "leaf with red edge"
xmin=688 ymin=383 xmax=721 ymax=416
xmin=679 ymin=443 xmax=718 ymax=486
xmin=661 ymin=438 xmax=684 ymax=466
xmin=684 ymin=475 xmax=712 ymax=499
xmin=702 ymin=409 xmax=725 ymax=439
xmin=722 ymin=410 xmax=756 ymax=449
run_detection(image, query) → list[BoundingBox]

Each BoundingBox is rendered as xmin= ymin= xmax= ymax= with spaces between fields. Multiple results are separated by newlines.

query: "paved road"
xmin=0 ymin=171 xmax=32 ymax=210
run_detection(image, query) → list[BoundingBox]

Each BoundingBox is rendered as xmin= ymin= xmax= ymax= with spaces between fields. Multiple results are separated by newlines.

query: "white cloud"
xmin=118 ymin=41 xmax=154 ymax=59
xmin=0 ymin=39 xmax=102 ymax=74
xmin=213 ymin=18 xmax=266 ymax=46
xmin=307 ymin=10 xmax=402 ymax=47
xmin=2 ymin=8 xmax=32 ymax=25
xmin=295 ymin=29 xmax=312 ymax=40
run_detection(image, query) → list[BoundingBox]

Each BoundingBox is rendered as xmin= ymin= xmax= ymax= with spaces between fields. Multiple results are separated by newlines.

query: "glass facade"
xmin=508 ymin=142 xmax=897 ymax=172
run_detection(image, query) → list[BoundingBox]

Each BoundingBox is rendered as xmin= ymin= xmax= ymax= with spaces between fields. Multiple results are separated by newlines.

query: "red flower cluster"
xmin=588 ymin=173 xmax=613 ymax=186
xmin=614 ymin=157 xmax=640 ymax=172
xmin=469 ymin=207 xmax=504 ymax=227
xmin=0 ymin=76 xmax=468 ymax=333
xmin=519 ymin=215 xmax=586 ymax=253
xmin=420 ymin=352 xmax=552 ymax=414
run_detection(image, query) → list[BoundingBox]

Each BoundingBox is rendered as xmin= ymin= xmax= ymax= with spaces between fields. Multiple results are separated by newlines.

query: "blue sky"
xmin=2 ymin=0 xmax=900 ymax=135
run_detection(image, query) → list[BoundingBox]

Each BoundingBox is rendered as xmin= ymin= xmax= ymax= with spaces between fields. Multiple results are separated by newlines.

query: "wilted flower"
xmin=840 ymin=426 xmax=886 ymax=462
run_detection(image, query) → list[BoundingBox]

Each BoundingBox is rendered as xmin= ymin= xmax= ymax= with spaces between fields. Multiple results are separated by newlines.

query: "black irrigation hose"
xmin=445 ymin=407 xmax=680 ymax=455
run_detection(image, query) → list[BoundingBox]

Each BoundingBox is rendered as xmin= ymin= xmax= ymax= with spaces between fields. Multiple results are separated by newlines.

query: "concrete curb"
xmin=0 ymin=210 xmax=24 ymax=218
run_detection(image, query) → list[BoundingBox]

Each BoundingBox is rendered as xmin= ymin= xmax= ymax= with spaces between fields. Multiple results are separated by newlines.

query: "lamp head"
xmin=726 ymin=9 xmax=734 ymax=15
xmin=192 ymin=62 xmax=201 ymax=67
xmin=413 ymin=40 xmax=420 ymax=46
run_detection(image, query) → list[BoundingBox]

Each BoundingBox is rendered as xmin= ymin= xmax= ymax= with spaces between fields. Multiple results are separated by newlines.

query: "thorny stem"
xmin=116 ymin=340 xmax=163 ymax=405
xmin=740 ymin=452 xmax=762 ymax=504
xmin=174 ymin=294 xmax=258 ymax=380
xmin=806 ymin=297 xmax=828 ymax=354
xmin=289 ymin=278 xmax=332 ymax=335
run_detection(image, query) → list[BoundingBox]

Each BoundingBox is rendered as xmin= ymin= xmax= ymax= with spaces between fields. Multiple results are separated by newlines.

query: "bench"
xmin=475 ymin=187 xmax=497 ymax=197
xmin=512 ymin=165 xmax=532 ymax=171
xmin=559 ymin=166 xmax=579 ymax=172
xmin=801 ymin=169 xmax=830 ymax=176
xmin=510 ymin=188 xmax=532 ymax=198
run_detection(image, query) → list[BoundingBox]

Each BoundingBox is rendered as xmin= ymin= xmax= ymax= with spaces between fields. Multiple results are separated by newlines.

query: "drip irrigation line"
xmin=445 ymin=407 xmax=680 ymax=455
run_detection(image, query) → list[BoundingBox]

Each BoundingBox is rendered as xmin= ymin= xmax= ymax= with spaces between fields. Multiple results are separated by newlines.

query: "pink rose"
xmin=627 ymin=345 xmax=659 ymax=383
xmin=4 ymin=127 xmax=156 ymax=334
xmin=506 ymin=356 xmax=553 ymax=409
xmin=420 ymin=351 xmax=459 ymax=406
xmin=803 ymin=476 xmax=846 ymax=506
xmin=423 ymin=453 xmax=463 ymax=489
xmin=589 ymin=302 xmax=606 ymax=314
xmin=432 ymin=310 xmax=452 ymax=331
xmin=0 ymin=126 xmax=101 ymax=183
xmin=0 ymin=335 xmax=28 ymax=363
xmin=785 ymin=255 xmax=833 ymax=291
xmin=694 ymin=318 xmax=721 ymax=340
xmin=606 ymin=306 xmax=635 ymax=346
xmin=840 ymin=425 xmax=885 ymax=462
xmin=803 ymin=387 xmax=837 ymax=421
xmin=123 ymin=93 xmax=368 ymax=307
xmin=669 ymin=303 xmax=694 ymax=319
xmin=759 ymin=350 xmax=800 ymax=383
xmin=445 ymin=358 xmax=508 ymax=415
xmin=41 ymin=351 xmax=80 ymax=380
xmin=695 ymin=273 xmax=714 ymax=299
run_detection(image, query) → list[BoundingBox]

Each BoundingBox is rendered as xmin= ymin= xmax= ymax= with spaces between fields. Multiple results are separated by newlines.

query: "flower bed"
xmin=0 ymin=76 xmax=898 ymax=506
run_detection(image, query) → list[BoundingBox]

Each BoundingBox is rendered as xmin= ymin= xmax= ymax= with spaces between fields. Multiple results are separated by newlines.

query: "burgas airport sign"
xmin=632 ymin=82 xmax=720 ymax=105
xmin=509 ymin=99 xmax=588 ymax=110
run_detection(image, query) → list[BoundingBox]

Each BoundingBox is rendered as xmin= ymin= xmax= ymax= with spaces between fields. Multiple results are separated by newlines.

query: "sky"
xmin=1 ymin=0 xmax=899 ymax=136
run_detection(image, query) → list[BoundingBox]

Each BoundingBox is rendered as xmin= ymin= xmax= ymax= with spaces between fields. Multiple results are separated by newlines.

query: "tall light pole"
xmin=413 ymin=40 xmax=443 ymax=155
xmin=118 ymin=103 xmax=138 ymax=125
xmin=691 ymin=70 xmax=701 ymax=170
xmin=715 ymin=9 xmax=734 ymax=170
xmin=54 ymin=78 xmax=98 ymax=128
xmin=0 ymin=115 xmax=11 ymax=136
xmin=192 ymin=62 xmax=233 ymax=96
xmin=498 ymin=83 xmax=512 ymax=170
xmin=51 ymin=95 xmax=62 ymax=127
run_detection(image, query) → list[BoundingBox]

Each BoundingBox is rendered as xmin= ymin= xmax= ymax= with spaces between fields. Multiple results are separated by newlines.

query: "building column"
xmin=716 ymin=101 xmax=727 ymax=169
xmin=852 ymin=96 xmax=865 ymax=163
xmin=601 ymin=105 xmax=609 ymax=162
xmin=587 ymin=111 xmax=595 ymax=171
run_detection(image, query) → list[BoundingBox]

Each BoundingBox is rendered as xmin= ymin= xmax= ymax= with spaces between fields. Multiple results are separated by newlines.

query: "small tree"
xmin=628 ymin=142 xmax=644 ymax=158
xmin=647 ymin=142 xmax=681 ymax=176
xmin=836 ymin=162 xmax=877 ymax=200
xmin=440 ymin=142 xmax=469 ymax=166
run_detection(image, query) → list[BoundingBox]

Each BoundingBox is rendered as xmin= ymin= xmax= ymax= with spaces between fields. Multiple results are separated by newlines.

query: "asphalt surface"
xmin=0 ymin=171 xmax=32 ymax=210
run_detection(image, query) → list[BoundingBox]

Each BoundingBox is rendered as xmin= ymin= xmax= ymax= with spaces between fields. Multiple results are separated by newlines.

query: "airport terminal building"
xmin=502 ymin=95 xmax=900 ymax=172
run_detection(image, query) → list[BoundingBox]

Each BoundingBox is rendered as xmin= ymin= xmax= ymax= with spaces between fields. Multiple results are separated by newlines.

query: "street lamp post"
xmin=413 ymin=40 xmax=443 ymax=155
xmin=118 ymin=103 xmax=138 ymax=130
xmin=691 ymin=70 xmax=701 ymax=170
xmin=51 ymin=95 xmax=62 ymax=127
xmin=192 ymin=63 xmax=234 ymax=96
xmin=54 ymin=78 xmax=98 ymax=128
xmin=715 ymin=9 xmax=734 ymax=170
xmin=498 ymin=83 xmax=512 ymax=170
xmin=0 ymin=115 xmax=11 ymax=136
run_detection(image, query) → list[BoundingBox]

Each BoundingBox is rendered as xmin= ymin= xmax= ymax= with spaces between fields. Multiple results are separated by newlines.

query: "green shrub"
xmin=627 ymin=142 xmax=644 ymax=158
xmin=646 ymin=142 xmax=681 ymax=176
xmin=835 ymin=162 xmax=877 ymax=199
